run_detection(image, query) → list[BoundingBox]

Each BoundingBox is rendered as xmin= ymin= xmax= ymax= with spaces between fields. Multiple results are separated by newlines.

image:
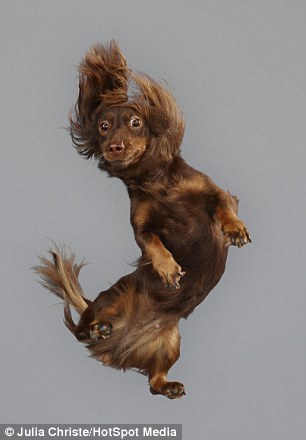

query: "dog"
xmin=35 ymin=41 xmax=251 ymax=399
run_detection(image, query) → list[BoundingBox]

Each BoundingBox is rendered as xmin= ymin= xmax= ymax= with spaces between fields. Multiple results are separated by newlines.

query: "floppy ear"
xmin=77 ymin=41 xmax=128 ymax=118
xmin=69 ymin=41 xmax=129 ymax=159
xmin=146 ymin=107 xmax=169 ymax=136
xmin=131 ymin=73 xmax=185 ymax=161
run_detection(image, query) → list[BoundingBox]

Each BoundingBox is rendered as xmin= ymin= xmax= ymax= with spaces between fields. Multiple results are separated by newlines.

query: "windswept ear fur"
xmin=69 ymin=40 xmax=129 ymax=158
xmin=131 ymin=73 xmax=185 ymax=162
xmin=146 ymin=107 xmax=170 ymax=136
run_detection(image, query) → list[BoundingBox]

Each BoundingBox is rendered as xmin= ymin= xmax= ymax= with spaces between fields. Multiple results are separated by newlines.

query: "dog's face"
xmin=97 ymin=106 xmax=150 ymax=170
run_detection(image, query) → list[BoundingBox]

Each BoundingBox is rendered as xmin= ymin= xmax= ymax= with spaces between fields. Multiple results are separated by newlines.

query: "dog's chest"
xmin=150 ymin=196 xmax=211 ymax=243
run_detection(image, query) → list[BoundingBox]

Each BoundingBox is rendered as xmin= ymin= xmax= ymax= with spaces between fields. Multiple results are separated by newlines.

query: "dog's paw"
xmin=163 ymin=382 xmax=186 ymax=399
xmin=223 ymin=220 xmax=251 ymax=248
xmin=153 ymin=256 xmax=185 ymax=289
xmin=150 ymin=381 xmax=186 ymax=399
xmin=89 ymin=321 xmax=113 ymax=340
xmin=150 ymin=382 xmax=186 ymax=399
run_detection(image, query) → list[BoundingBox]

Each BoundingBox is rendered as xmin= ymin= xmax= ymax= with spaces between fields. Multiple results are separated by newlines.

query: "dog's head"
xmin=69 ymin=42 xmax=185 ymax=175
xmin=98 ymin=106 xmax=149 ymax=170
xmin=96 ymin=102 xmax=172 ymax=172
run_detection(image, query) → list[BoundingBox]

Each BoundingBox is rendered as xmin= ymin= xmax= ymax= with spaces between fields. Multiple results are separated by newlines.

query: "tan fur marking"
xmin=176 ymin=174 xmax=206 ymax=194
xmin=150 ymin=374 xmax=168 ymax=390
xmin=215 ymin=202 xmax=251 ymax=247
xmin=145 ymin=234 xmax=182 ymax=286
xmin=215 ymin=205 xmax=238 ymax=227
xmin=133 ymin=201 xmax=152 ymax=228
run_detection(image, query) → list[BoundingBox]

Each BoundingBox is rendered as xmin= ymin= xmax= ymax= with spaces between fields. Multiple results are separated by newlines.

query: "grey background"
xmin=1 ymin=1 xmax=305 ymax=438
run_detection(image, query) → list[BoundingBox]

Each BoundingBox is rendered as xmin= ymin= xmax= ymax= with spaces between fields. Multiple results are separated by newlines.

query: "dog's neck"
xmin=99 ymin=154 xmax=185 ymax=188
xmin=119 ymin=155 xmax=185 ymax=189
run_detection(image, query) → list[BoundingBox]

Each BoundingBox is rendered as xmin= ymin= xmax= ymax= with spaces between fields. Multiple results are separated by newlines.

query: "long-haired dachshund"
xmin=35 ymin=41 xmax=251 ymax=399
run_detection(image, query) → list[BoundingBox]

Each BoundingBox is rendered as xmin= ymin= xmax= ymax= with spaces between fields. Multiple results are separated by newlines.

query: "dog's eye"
xmin=130 ymin=117 xmax=142 ymax=128
xmin=99 ymin=121 xmax=109 ymax=133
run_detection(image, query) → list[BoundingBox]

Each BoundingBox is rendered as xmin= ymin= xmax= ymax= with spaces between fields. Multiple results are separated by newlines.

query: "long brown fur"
xmin=35 ymin=41 xmax=251 ymax=399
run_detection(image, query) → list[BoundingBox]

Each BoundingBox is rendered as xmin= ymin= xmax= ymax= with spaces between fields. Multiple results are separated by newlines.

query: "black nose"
xmin=109 ymin=143 xmax=124 ymax=156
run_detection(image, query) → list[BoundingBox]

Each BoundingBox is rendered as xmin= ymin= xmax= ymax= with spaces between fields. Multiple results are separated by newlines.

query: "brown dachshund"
xmin=35 ymin=41 xmax=251 ymax=399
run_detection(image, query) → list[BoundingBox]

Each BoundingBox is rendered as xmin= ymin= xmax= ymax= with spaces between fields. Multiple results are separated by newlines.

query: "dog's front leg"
xmin=215 ymin=190 xmax=251 ymax=247
xmin=131 ymin=201 xmax=185 ymax=288
xmin=141 ymin=232 xmax=185 ymax=288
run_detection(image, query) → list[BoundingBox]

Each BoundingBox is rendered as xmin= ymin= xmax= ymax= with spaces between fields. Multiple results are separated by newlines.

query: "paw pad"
xmin=89 ymin=322 xmax=113 ymax=340
xmin=165 ymin=382 xmax=186 ymax=399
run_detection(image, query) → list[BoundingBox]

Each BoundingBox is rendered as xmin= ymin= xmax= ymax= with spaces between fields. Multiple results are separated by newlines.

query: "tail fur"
xmin=34 ymin=247 xmax=89 ymax=333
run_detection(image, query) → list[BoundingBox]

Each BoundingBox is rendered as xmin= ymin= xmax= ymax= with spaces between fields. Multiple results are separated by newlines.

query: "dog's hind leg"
xmin=148 ymin=322 xmax=185 ymax=399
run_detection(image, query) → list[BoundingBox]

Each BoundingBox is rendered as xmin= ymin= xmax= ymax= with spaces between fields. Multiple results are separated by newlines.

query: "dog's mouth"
xmin=100 ymin=141 xmax=147 ymax=169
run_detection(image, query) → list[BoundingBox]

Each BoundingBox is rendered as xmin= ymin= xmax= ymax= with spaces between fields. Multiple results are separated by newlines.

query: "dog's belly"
xmin=143 ymin=210 xmax=229 ymax=317
xmin=160 ymin=208 xmax=225 ymax=264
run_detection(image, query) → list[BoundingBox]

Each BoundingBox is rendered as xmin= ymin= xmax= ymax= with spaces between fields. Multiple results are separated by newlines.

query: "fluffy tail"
xmin=34 ymin=247 xmax=89 ymax=333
